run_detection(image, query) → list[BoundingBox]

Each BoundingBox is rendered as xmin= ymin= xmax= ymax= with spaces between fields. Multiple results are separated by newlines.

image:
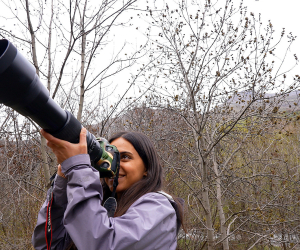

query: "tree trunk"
xmin=40 ymin=136 xmax=51 ymax=183
xmin=213 ymin=149 xmax=229 ymax=250
xmin=201 ymin=160 xmax=215 ymax=250
xmin=77 ymin=0 xmax=87 ymax=122
xmin=47 ymin=0 xmax=54 ymax=92
xmin=25 ymin=0 xmax=50 ymax=185
xmin=77 ymin=32 xmax=86 ymax=122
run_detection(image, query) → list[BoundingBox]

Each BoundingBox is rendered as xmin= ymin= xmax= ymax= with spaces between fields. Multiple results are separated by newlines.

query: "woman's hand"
xmin=41 ymin=127 xmax=87 ymax=164
xmin=57 ymin=164 xmax=66 ymax=178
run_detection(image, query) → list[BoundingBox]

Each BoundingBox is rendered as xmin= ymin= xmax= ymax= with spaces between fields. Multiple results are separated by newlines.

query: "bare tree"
xmin=135 ymin=0 xmax=300 ymax=249
xmin=0 ymin=0 xmax=147 ymax=247
xmin=0 ymin=0 xmax=144 ymax=181
xmin=1 ymin=0 xmax=300 ymax=249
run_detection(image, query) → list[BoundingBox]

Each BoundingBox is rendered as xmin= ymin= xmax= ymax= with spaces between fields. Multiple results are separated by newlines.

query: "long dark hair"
xmin=102 ymin=131 xmax=163 ymax=216
xmin=103 ymin=131 xmax=184 ymax=228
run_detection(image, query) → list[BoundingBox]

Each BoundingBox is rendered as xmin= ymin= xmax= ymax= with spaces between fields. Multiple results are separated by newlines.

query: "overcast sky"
xmin=245 ymin=0 xmax=299 ymax=77
xmin=1 ymin=0 xmax=298 ymax=72
xmin=246 ymin=0 xmax=299 ymax=39
xmin=0 ymin=0 xmax=299 ymax=95
xmin=115 ymin=0 xmax=300 ymax=80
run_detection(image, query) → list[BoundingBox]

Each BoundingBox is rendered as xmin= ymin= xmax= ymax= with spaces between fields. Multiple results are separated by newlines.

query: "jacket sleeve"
xmin=32 ymin=174 xmax=73 ymax=250
xmin=61 ymin=154 xmax=177 ymax=250
xmin=32 ymin=154 xmax=177 ymax=250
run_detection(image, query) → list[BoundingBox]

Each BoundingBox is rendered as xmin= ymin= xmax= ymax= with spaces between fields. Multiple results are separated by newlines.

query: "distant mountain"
xmin=228 ymin=90 xmax=300 ymax=112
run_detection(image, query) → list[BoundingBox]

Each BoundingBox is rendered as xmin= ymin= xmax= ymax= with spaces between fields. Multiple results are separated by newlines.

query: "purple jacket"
xmin=32 ymin=154 xmax=178 ymax=250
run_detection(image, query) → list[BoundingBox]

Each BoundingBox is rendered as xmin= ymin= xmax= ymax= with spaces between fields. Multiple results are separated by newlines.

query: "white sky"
xmin=0 ymin=0 xmax=299 ymax=130
xmin=245 ymin=0 xmax=300 ymax=77
xmin=1 ymin=0 xmax=299 ymax=76
xmin=114 ymin=0 xmax=300 ymax=84
xmin=0 ymin=0 xmax=299 ymax=102
xmin=245 ymin=0 xmax=299 ymax=38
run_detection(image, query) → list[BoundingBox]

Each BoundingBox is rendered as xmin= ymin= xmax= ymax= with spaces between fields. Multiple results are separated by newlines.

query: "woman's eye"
xmin=121 ymin=154 xmax=130 ymax=160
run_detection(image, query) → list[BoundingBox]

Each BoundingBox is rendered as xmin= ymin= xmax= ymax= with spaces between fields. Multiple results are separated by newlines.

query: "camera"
xmin=0 ymin=39 xmax=119 ymax=178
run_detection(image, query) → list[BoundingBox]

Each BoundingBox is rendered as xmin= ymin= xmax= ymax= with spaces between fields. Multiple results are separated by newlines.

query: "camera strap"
xmin=103 ymin=166 xmax=120 ymax=217
xmin=45 ymin=172 xmax=56 ymax=250
xmin=45 ymin=186 xmax=54 ymax=250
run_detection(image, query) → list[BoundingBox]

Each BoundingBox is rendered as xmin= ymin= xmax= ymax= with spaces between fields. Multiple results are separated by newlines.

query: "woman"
xmin=32 ymin=128 xmax=183 ymax=250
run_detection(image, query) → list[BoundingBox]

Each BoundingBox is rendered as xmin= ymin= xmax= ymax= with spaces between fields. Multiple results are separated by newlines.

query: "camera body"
xmin=0 ymin=39 xmax=119 ymax=178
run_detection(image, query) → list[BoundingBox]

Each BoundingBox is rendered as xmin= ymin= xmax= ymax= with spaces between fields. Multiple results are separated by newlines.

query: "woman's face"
xmin=105 ymin=137 xmax=147 ymax=198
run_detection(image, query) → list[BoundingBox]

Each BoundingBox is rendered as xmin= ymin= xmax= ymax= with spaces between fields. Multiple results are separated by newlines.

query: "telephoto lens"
xmin=0 ymin=39 xmax=118 ymax=178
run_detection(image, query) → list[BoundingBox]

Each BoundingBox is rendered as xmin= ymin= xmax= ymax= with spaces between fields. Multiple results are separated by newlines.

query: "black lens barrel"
xmin=0 ymin=39 xmax=67 ymax=132
xmin=0 ymin=39 xmax=102 ymax=165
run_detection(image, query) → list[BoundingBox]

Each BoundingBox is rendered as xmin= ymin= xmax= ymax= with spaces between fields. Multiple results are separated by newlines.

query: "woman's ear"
xmin=143 ymin=171 xmax=147 ymax=177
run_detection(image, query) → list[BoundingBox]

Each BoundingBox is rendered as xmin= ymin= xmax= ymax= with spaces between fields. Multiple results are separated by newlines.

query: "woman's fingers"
xmin=79 ymin=127 xmax=87 ymax=145
xmin=57 ymin=164 xmax=66 ymax=179
xmin=41 ymin=129 xmax=65 ymax=146
xmin=40 ymin=127 xmax=88 ymax=163
xmin=79 ymin=127 xmax=88 ymax=154
xmin=46 ymin=141 xmax=54 ymax=149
